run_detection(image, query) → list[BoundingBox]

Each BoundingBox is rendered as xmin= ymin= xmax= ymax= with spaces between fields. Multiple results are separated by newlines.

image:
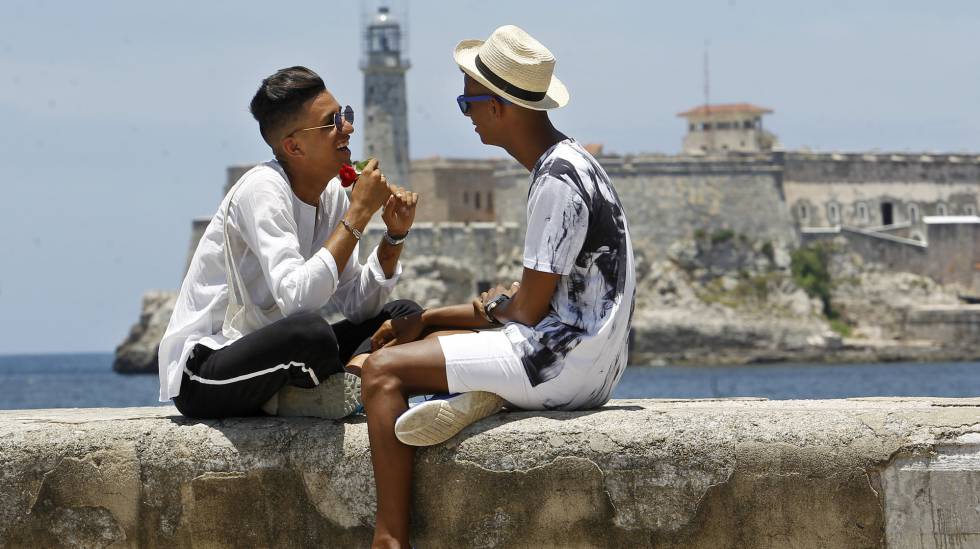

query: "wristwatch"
xmin=483 ymin=294 xmax=511 ymax=324
xmin=383 ymin=230 xmax=409 ymax=246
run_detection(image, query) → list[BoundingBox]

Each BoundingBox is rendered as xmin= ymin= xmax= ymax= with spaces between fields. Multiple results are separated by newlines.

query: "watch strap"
xmin=383 ymin=230 xmax=409 ymax=246
xmin=483 ymin=294 xmax=510 ymax=324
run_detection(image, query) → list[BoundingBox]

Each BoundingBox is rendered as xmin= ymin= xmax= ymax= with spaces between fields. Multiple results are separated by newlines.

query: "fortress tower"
xmin=361 ymin=5 xmax=411 ymax=189
xmin=678 ymin=103 xmax=777 ymax=154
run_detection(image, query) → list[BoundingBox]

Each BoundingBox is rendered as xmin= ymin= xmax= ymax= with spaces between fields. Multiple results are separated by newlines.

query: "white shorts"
xmin=438 ymin=329 xmax=543 ymax=410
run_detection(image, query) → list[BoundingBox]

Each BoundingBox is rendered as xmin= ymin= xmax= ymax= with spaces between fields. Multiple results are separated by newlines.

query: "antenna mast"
xmin=703 ymin=39 xmax=714 ymax=152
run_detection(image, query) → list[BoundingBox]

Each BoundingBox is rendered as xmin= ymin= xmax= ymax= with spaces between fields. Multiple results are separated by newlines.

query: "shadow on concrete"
xmin=158 ymin=414 xmax=374 ymax=547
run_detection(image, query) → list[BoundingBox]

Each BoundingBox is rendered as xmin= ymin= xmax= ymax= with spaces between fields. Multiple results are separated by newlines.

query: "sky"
xmin=1 ymin=1 xmax=978 ymax=354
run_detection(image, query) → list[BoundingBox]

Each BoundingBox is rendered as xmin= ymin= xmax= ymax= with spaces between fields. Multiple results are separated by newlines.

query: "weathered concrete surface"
xmin=2 ymin=399 xmax=979 ymax=548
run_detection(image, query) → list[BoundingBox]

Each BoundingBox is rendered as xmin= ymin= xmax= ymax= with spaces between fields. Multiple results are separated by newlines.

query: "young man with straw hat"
xmin=357 ymin=25 xmax=636 ymax=547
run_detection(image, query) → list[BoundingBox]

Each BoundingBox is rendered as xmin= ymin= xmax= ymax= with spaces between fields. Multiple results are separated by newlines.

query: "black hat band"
xmin=475 ymin=54 xmax=548 ymax=102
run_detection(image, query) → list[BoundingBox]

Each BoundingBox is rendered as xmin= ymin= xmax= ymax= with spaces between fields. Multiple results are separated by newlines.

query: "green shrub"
xmin=790 ymin=243 xmax=834 ymax=316
xmin=735 ymin=274 xmax=774 ymax=302
xmin=829 ymin=318 xmax=852 ymax=337
xmin=711 ymin=229 xmax=735 ymax=245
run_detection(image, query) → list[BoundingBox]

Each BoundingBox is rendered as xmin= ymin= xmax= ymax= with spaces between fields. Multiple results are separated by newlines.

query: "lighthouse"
xmin=360 ymin=5 xmax=411 ymax=188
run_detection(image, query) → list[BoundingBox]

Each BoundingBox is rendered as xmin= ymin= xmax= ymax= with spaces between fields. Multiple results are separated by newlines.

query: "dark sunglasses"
xmin=291 ymin=105 xmax=354 ymax=135
xmin=456 ymin=94 xmax=510 ymax=115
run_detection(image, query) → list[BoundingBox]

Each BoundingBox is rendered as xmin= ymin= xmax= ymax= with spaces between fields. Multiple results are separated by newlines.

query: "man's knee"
xmin=361 ymin=349 xmax=403 ymax=398
xmin=282 ymin=312 xmax=336 ymax=350
xmin=384 ymin=299 xmax=423 ymax=319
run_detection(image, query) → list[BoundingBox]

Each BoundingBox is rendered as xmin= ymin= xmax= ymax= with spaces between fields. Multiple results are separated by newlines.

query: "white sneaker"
xmin=394 ymin=391 xmax=505 ymax=446
xmin=265 ymin=372 xmax=362 ymax=419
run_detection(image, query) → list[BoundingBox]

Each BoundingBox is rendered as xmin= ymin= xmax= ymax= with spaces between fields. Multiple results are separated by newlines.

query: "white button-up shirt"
xmin=158 ymin=160 xmax=401 ymax=401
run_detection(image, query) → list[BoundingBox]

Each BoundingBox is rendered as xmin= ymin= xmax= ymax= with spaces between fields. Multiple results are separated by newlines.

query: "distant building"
xmin=678 ymin=103 xmax=778 ymax=154
xmin=784 ymin=153 xmax=980 ymax=243
xmin=410 ymin=158 xmax=500 ymax=223
xmin=361 ymin=6 xmax=410 ymax=188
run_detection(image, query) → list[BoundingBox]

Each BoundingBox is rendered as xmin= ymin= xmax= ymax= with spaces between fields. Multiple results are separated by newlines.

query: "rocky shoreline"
xmin=626 ymin=234 xmax=978 ymax=366
xmin=113 ymin=291 xmax=176 ymax=374
xmin=115 ymin=236 xmax=980 ymax=374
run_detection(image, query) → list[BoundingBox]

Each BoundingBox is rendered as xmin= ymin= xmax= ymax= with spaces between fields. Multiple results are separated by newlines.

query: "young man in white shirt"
xmin=158 ymin=66 xmax=419 ymax=419
xmin=358 ymin=27 xmax=636 ymax=548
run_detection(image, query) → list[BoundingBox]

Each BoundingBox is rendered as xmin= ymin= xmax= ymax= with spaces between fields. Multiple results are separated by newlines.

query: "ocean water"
xmin=1 ymin=353 xmax=979 ymax=410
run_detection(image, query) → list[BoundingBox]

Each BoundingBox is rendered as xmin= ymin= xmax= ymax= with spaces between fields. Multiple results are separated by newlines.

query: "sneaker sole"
xmin=276 ymin=372 xmax=362 ymax=419
xmin=394 ymin=391 xmax=505 ymax=446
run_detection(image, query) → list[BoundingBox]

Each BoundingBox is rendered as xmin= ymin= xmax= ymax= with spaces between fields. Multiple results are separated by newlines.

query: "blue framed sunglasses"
xmin=456 ymin=94 xmax=510 ymax=115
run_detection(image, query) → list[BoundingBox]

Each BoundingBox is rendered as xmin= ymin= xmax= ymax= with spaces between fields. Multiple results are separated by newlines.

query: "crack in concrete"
xmin=934 ymin=422 xmax=980 ymax=432
xmin=864 ymin=468 xmax=882 ymax=505
xmin=854 ymin=415 xmax=891 ymax=440
xmin=453 ymin=454 xmax=599 ymax=476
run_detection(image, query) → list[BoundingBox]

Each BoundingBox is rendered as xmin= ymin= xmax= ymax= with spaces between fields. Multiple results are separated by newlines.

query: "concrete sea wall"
xmin=3 ymin=398 xmax=980 ymax=548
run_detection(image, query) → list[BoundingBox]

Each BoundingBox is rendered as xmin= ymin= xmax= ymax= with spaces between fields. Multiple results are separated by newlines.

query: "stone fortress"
xmin=414 ymin=102 xmax=980 ymax=296
xmin=114 ymin=5 xmax=980 ymax=372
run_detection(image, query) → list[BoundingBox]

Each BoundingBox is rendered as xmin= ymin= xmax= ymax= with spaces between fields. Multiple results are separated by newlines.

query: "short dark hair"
xmin=249 ymin=66 xmax=326 ymax=145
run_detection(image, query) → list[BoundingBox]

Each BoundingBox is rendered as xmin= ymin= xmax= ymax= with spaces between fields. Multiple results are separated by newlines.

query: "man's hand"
xmin=480 ymin=281 xmax=520 ymax=308
xmin=349 ymin=159 xmax=390 ymax=215
xmin=473 ymin=282 xmax=520 ymax=322
xmin=370 ymin=320 xmax=397 ymax=351
xmin=370 ymin=312 xmax=426 ymax=351
xmin=381 ymin=184 xmax=418 ymax=236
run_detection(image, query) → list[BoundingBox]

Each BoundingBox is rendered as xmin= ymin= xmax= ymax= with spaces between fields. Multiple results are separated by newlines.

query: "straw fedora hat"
xmin=454 ymin=25 xmax=569 ymax=111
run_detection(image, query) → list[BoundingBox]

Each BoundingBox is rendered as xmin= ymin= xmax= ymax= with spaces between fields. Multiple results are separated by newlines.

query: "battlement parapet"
xmin=498 ymin=150 xmax=980 ymax=182
xmin=784 ymin=151 xmax=980 ymax=183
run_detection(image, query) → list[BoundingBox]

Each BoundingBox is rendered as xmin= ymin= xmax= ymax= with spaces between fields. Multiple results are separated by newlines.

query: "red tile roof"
xmin=677 ymin=103 xmax=773 ymax=117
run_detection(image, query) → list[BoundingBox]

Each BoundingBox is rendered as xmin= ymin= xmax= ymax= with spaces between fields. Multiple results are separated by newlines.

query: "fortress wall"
xmin=360 ymin=222 xmax=523 ymax=286
xmin=410 ymin=158 xmax=500 ymax=223
xmin=923 ymin=221 xmax=980 ymax=292
xmin=496 ymin=154 xmax=798 ymax=262
xmin=784 ymin=153 xmax=980 ymax=183
xmin=802 ymin=221 xmax=980 ymax=293
xmin=905 ymin=304 xmax=980 ymax=345
xmin=612 ymin=160 xmax=797 ymax=261
xmin=784 ymin=153 xmax=980 ymax=232
xmin=786 ymin=180 xmax=980 ymax=230
xmin=803 ymin=229 xmax=930 ymax=275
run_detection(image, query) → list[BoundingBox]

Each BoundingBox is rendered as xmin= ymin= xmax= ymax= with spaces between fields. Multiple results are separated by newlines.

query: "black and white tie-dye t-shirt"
xmin=502 ymin=138 xmax=636 ymax=410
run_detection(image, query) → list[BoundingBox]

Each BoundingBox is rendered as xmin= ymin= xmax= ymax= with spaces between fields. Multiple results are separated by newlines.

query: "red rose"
xmin=338 ymin=163 xmax=357 ymax=187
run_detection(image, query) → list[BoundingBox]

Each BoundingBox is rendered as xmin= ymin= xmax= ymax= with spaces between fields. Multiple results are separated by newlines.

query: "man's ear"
xmin=490 ymin=97 xmax=506 ymax=119
xmin=280 ymin=136 xmax=304 ymax=159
